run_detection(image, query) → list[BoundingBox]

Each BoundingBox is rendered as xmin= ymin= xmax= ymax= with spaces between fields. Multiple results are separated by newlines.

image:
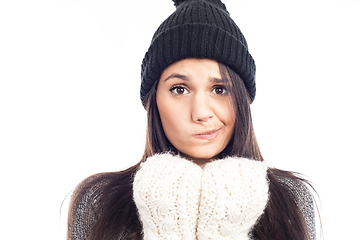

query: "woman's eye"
xmin=212 ymin=86 xmax=227 ymax=95
xmin=170 ymin=86 xmax=188 ymax=95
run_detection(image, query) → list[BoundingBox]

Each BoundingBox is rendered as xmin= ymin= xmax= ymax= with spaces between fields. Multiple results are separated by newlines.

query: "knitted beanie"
xmin=140 ymin=0 xmax=256 ymax=107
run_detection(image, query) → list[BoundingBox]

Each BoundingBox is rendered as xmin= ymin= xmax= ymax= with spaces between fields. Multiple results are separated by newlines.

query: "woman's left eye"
xmin=212 ymin=86 xmax=227 ymax=95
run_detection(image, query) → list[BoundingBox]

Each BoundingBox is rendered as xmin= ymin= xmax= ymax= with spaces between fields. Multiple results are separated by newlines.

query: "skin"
xmin=156 ymin=58 xmax=235 ymax=165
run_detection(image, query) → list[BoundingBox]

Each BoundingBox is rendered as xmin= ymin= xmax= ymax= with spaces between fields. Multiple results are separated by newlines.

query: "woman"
xmin=67 ymin=0 xmax=316 ymax=239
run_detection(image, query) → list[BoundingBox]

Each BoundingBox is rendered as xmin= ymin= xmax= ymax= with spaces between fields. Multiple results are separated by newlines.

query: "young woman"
xmin=67 ymin=0 xmax=317 ymax=239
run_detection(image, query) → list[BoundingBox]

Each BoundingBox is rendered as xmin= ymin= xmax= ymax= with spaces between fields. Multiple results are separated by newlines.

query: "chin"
xmin=181 ymin=149 xmax=220 ymax=161
xmin=184 ymin=153 xmax=219 ymax=166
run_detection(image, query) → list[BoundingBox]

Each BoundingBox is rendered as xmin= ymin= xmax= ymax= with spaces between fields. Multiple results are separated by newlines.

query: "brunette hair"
xmin=67 ymin=62 xmax=315 ymax=240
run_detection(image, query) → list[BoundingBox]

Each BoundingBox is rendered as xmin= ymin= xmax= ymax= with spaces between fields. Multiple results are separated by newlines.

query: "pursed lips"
xmin=193 ymin=128 xmax=221 ymax=141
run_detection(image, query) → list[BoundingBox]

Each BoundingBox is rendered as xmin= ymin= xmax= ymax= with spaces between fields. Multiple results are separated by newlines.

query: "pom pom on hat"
xmin=172 ymin=0 xmax=227 ymax=12
xmin=141 ymin=0 xmax=256 ymax=106
xmin=171 ymin=0 xmax=187 ymax=7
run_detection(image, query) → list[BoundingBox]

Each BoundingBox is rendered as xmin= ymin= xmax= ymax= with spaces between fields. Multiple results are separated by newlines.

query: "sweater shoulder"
xmin=68 ymin=168 xmax=137 ymax=239
xmin=68 ymin=172 xmax=114 ymax=239
xmin=276 ymin=175 xmax=316 ymax=240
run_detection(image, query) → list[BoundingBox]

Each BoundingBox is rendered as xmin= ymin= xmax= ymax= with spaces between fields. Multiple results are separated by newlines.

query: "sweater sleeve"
xmin=276 ymin=177 xmax=316 ymax=240
xmin=68 ymin=178 xmax=106 ymax=240
xmin=68 ymin=172 xmax=135 ymax=240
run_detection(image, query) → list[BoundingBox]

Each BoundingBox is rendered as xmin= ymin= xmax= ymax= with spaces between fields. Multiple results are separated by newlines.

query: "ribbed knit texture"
xmin=133 ymin=153 xmax=268 ymax=239
xmin=140 ymin=0 xmax=256 ymax=106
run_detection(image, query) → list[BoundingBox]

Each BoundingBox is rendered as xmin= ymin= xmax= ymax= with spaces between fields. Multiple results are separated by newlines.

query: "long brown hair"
xmin=67 ymin=61 xmax=315 ymax=240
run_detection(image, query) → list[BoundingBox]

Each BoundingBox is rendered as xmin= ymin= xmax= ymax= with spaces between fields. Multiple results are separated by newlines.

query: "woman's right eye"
xmin=169 ymin=86 xmax=189 ymax=95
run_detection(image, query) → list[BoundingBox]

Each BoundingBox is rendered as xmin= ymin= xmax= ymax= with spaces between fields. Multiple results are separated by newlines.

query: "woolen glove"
xmin=133 ymin=153 xmax=202 ymax=240
xmin=197 ymin=157 xmax=269 ymax=240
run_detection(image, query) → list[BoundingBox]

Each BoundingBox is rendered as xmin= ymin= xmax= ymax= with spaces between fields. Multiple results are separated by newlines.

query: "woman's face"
xmin=156 ymin=58 xmax=235 ymax=164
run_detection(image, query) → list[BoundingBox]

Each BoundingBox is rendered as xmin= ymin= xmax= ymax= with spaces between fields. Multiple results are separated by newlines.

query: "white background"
xmin=1 ymin=0 xmax=359 ymax=239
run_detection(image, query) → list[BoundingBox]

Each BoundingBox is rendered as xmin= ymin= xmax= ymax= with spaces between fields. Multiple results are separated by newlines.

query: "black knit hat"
xmin=140 ymin=0 xmax=256 ymax=106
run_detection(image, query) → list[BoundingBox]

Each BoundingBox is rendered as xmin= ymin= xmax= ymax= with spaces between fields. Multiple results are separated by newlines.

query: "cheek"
xmin=215 ymin=100 xmax=236 ymax=126
xmin=158 ymin=104 xmax=178 ymax=131
xmin=156 ymin=94 xmax=186 ymax=142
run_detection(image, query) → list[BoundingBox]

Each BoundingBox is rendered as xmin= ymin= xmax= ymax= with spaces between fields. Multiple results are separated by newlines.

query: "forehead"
xmin=160 ymin=58 xmax=222 ymax=81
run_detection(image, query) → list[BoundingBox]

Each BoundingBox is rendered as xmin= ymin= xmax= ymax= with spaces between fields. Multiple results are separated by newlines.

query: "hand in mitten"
xmin=197 ymin=157 xmax=269 ymax=240
xmin=133 ymin=153 xmax=202 ymax=240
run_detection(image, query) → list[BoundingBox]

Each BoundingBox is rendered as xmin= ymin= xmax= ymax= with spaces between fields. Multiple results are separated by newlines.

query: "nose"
xmin=191 ymin=93 xmax=214 ymax=123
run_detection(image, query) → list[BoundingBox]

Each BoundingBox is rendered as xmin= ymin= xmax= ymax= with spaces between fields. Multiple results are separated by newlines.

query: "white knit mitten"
xmin=197 ymin=157 xmax=269 ymax=240
xmin=133 ymin=153 xmax=202 ymax=240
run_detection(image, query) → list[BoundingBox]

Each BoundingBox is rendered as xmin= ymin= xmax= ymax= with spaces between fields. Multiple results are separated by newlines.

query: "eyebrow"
xmin=164 ymin=74 xmax=224 ymax=83
xmin=209 ymin=77 xmax=224 ymax=83
xmin=164 ymin=74 xmax=189 ymax=82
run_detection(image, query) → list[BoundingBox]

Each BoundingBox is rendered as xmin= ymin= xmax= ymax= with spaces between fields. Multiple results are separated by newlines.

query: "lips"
xmin=193 ymin=129 xmax=221 ymax=141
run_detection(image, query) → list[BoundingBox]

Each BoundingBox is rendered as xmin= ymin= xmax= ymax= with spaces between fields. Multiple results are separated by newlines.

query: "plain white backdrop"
xmin=1 ymin=0 xmax=359 ymax=239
